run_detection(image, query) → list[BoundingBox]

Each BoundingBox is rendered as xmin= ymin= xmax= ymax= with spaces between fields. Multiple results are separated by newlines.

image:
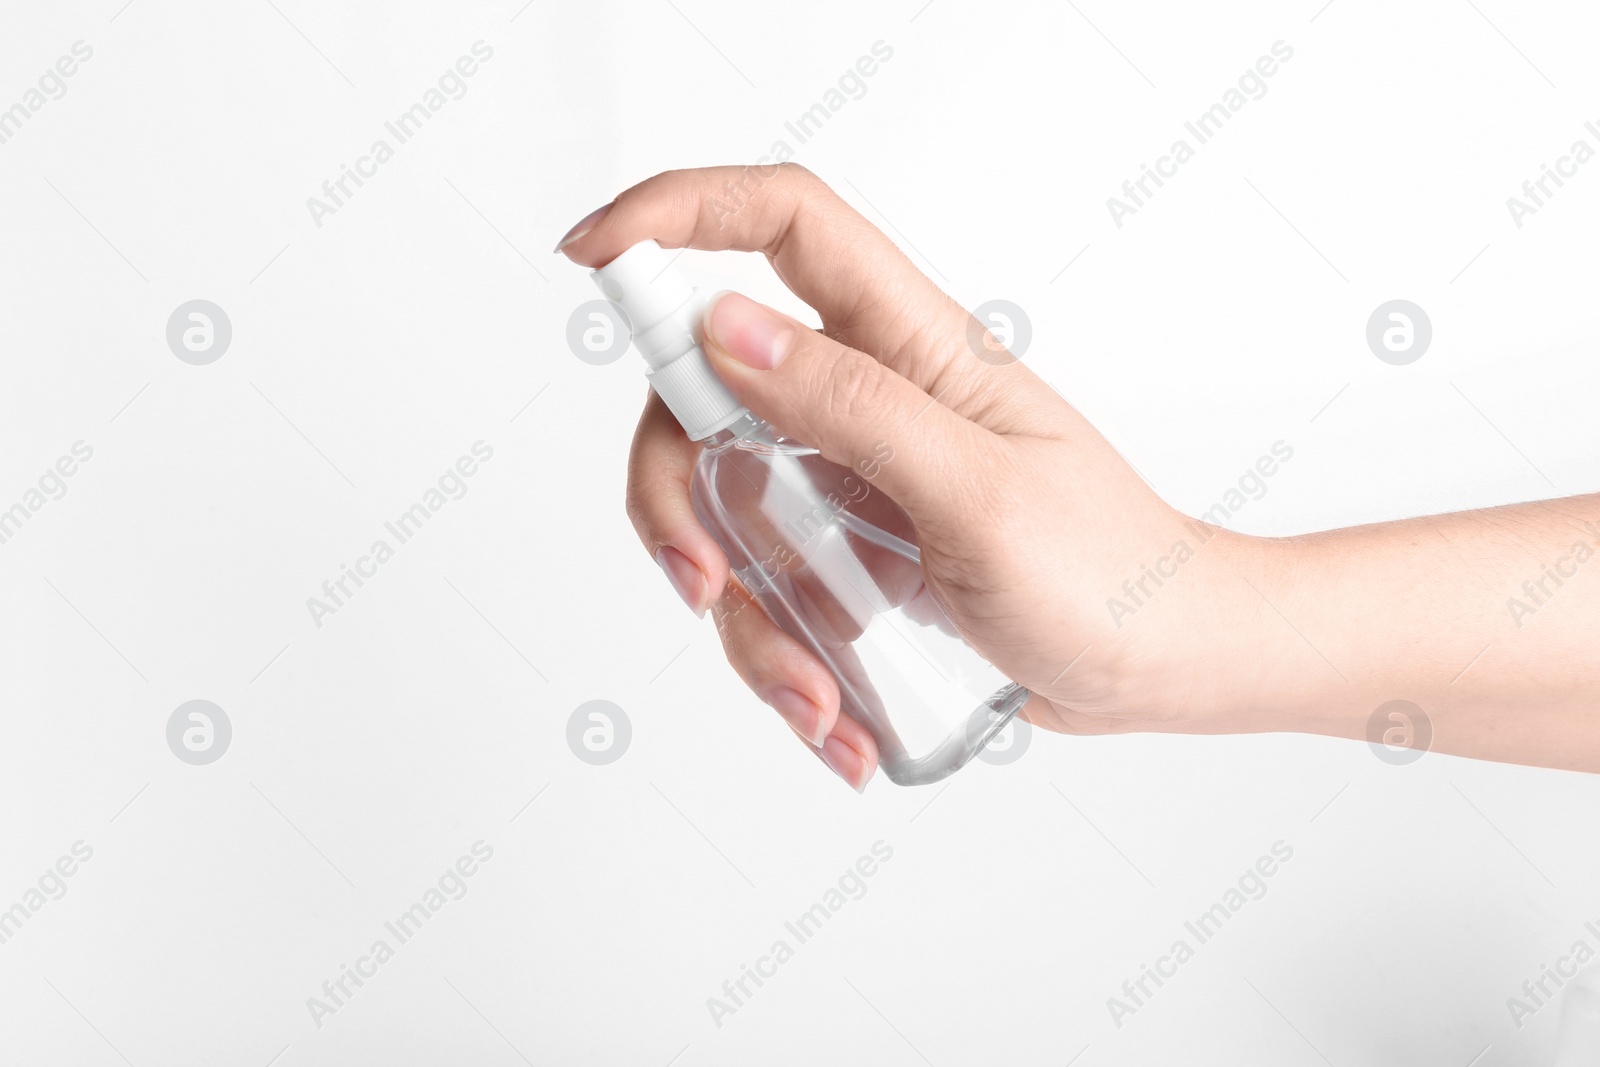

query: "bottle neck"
xmin=700 ymin=412 xmax=770 ymax=448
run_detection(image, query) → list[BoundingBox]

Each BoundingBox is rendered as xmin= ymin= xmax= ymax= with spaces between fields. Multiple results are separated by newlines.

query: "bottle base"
xmin=879 ymin=683 xmax=1031 ymax=787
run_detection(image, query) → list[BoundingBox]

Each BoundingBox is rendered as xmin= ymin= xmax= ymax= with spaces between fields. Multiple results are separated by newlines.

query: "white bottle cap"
xmin=591 ymin=240 xmax=749 ymax=440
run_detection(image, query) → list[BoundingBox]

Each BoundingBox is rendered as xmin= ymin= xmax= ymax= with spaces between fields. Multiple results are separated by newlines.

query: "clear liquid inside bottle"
xmin=691 ymin=414 xmax=1028 ymax=785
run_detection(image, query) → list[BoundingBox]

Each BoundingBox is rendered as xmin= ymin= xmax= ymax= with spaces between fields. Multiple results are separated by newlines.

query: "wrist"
xmin=1208 ymin=530 xmax=1371 ymax=740
xmin=1142 ymin=526 xmax=1357 ymax=739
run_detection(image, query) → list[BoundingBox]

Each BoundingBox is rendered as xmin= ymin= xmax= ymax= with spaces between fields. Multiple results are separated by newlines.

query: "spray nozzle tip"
xmin=586 ymin=239 xmax=748 ymax=440
xmin=590 ymin=240 xmax=695 ymax=336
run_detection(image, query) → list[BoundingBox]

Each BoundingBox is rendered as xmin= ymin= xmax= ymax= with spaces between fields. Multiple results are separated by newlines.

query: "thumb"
xmin=700 ymin=291 xmax=987 ymax=518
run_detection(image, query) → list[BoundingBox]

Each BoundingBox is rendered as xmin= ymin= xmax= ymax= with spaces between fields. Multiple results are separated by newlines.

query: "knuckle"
xmin=776 ymin=161 xmax=820 ymax=189
xmin=622 ymin=452 xmax=654 ymax=527
xmin=622 ymin=486 xmax=654 ymax=549
xmin=713 ymin=598 xmax=756 ymax=668
xmin=624 ymin=398 xmax=687 ymax=551
xmin=814 ymin=347 xmax=885 ymax=426
xmin=623 ymin=454 xmax=680 ymax=552
xmin=776 ymin=164 xmax=843 ymax=221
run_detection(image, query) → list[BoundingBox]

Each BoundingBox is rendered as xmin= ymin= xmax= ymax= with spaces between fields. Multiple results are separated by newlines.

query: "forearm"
xmin=1241 ymin=493 xmax=1600 ymax=770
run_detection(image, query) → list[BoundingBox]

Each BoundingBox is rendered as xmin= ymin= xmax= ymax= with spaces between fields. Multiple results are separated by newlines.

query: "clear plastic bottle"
xmin=591 ymin=241 xmax=1028 ymax=785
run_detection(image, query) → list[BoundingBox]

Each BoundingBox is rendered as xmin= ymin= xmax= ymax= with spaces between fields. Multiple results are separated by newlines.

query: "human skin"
xmin=556 ymin=164 xmax=1600 ymax=790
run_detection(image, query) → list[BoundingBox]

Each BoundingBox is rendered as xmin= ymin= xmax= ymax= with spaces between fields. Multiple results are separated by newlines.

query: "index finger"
xmin=556 ymin=164 xmax=968 ymax=389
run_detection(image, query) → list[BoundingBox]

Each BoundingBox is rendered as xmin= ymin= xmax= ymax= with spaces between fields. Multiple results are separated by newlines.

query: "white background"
xmin=3 ymin=0 xmax=1599 ymax=1063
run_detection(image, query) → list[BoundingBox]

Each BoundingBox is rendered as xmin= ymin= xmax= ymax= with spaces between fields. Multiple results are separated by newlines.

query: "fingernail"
xmin=763 ymin=686 xmax=826 ymax=747
xmin=655 ymin=546 xmax=707 ymax=617
xmin=704 ymin=291 xmax=796 ymax=370
xmin=821 ymin=736 xmax=868 ymax=793
xmin=553 ymin=202 xmax=611 ymax=253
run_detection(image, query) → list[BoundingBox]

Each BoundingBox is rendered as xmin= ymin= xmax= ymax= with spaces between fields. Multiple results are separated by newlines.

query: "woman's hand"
xmin=555 ymin=164 xmax=1280 ymax=789
xmin=558 ymin=163 xmax=1600 ymax=784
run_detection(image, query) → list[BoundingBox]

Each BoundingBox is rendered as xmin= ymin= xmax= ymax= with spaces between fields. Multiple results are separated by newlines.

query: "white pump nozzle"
xmin=591 ymin=240 xmax=749 ymax=440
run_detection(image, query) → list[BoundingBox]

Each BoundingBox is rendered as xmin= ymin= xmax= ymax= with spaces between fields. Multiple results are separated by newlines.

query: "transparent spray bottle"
xmin=593 ymin=240 xmax=1029 ymax=785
